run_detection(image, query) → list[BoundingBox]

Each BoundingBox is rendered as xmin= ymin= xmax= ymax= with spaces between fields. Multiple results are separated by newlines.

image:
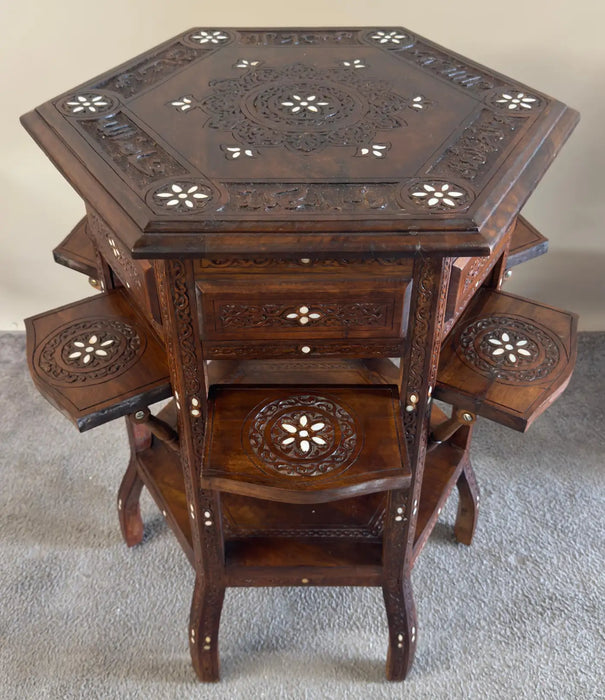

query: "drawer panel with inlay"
xmin=196 ymin=276 xmax=411 ymax=345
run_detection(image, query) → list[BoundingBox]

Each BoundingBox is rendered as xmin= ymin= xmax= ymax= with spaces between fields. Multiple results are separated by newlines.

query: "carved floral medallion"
xmin=244 ymin=394 xmax=363 ymax=477
xmin=189 ymin=62 xmax=422 ymax=154
xmin=456 ymin=314 xmax=561 ymax=383
xmin=37 ymin=318 xmax=145 ymax=385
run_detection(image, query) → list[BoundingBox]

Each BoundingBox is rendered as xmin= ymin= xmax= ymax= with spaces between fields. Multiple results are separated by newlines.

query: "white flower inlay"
xmin=190 ymin=30 xmax=228 ymax=44
xmin=410 ymin=96 xmax=427 ymax=110
xmin=285 ymin=305 xmax=322 ymax=326
xmin=223 ymin=145 xmax=255 ymax=160
xmin=170 ymin=96 xmax=196 ymax=112
xmin=487 ymin=332 xmax=533 ymax=363
xmin=66 ymin=95 xmax=109 ymax=114
xmin=280 ymin=414 xmax=327 ymax=453
xmin=107 ymin=237 xmax=121 ymax=258
xmin=235 ymin=59 xmax=260 ymax=69
xmin=496 ymin=92 xmax=537 ymax=110
xmin=342 ymin=59 xmax=366 ymax=69
xmin=281 ymin=95 xmax=330 ymax=114
xmin=371 ymin=30 xmax=409 ymax=45
xmin=411 ymin=183 xmax=465 ymax=207
xmin=68 ymin=336 xmax=115 ymax=365
xmin=357 ymin=143 xmax=389 ymax=158
xmin=155 ymin=184 xmax=209 ymax=209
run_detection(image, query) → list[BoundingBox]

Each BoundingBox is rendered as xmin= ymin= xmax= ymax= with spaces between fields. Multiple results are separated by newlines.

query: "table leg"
xmin=117 ymin=416 xmax=151 ymax=547
xmin=383 ymin=575 xmax=417 ymax=681
xmin=189 ymin=576 xmax=225 ymax=682
xmin=454 ymin=456 xmax=480 ymax=546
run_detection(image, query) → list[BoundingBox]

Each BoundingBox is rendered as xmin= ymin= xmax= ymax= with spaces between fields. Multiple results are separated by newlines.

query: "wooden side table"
xmin=22 ymin=26 xmax=579 ymax=682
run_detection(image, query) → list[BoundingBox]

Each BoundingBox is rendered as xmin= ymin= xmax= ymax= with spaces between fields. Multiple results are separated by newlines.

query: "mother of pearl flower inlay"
xmin=67 ymin=335 xmax=115 ymax=365
xmin=280 ymin=414 xmax=327 ymax=454
xmin=487 ymin=331 xmax=533 ymax=363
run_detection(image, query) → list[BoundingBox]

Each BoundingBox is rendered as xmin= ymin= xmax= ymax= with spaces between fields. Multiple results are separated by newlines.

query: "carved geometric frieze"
xmin=244 ymin=394 xmax=363 ymax=477
xmin=456 ymin=314 xmax=562 ymax=384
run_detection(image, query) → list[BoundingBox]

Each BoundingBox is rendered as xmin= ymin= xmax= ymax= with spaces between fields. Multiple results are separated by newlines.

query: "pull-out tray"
xmin=435 ymin=289 xmax=577 ymax=431
xmin=25 ymin=289 xmax=172 ymax=431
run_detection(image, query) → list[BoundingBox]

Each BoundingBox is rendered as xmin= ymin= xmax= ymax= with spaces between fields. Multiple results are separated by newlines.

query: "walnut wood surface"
xmin=435 ymin=288 xmax=578 ymax=430
xmin=506 ymin=215 xmax=549 ymax=269
xmin=20 ymin=23 xmax=580 ymax=685
xmin=52 ymin=217 xmax=96 ymax=277
xmin=203 ymin=384 xmax=410 ymax=503
xmin=21 ymin=26 xmax=578 ymax=258
xmin=25 ymin=289 xmax=172 ymax=431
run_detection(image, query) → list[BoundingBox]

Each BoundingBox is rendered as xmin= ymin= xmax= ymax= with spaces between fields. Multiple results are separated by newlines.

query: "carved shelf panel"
xmin=435 ymin=289 xmax=578 ymax=431
xmin=202 ymin=384 xmax=410 ymax=503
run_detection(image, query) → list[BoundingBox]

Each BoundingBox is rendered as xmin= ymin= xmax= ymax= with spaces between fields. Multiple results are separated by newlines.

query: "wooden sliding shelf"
xmin=23 ymin=24 xmax=578 ymax=684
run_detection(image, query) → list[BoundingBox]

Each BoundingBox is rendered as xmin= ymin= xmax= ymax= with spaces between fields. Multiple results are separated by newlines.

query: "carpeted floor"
xmin=0 ymin=332 xmax=603 ymax=700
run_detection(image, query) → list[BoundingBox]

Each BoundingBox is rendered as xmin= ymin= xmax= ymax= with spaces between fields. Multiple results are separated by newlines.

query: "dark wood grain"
xmin=21 ymin=23 xmax=580 ymax=684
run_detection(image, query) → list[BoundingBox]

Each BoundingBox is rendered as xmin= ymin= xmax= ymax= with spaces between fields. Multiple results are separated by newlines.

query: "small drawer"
xmin=196 ymin=275 xmax=411 ymax=346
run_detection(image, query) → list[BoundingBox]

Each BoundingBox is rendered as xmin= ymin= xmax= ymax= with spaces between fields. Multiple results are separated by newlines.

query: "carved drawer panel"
xmin=196 ymin=275 xmax=411 ymax=358
xmin=194 ymin=256 xmax=414 ymax=277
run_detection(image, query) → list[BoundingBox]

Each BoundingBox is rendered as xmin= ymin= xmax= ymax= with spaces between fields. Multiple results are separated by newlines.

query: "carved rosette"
xmin=37 ymin=318 xmax=144 ymax=385
xmin=363 ymin=29 xmax=416 ymax=50
xmin=244 ymin=394 xmax=363 ymax=477
xmin=456 ymin=314 xmax=562 ymax=383
xmin=182 ymin=28 xmax=234 ymax=49
xmin=57 ymin=91 xmax=118 ymax=118
xmin=406 ymin=180 xmax=472 ymax=211
xmin=148 ymin=180 xmax=214 ymax=214
xmin=486 ymin=88 xmax=542 ymax=115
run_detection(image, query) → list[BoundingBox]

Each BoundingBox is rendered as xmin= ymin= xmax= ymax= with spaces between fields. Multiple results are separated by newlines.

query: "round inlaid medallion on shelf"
xmin=243 ymin=394 xmax=363 ymax=478
xmin=456 ymin=314 xmax=562 ymax=384
xmin=36 ymin=318 xmax=145 ymax=386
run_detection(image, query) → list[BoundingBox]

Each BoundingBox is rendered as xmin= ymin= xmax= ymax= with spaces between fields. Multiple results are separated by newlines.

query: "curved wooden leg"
xmin=189 ymin=576 xmax=225 ymax=682
xmin=454 ymin=457 xmax=480 ymax=546
xmin=383 ymin=575 xmax=417 ymax=681
xmin=117 ymin=416 xmax=152 ymax=547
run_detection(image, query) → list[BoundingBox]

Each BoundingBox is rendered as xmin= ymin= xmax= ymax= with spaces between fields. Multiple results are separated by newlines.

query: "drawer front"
xmin=196 ymin=275 xmax=411 ymax=357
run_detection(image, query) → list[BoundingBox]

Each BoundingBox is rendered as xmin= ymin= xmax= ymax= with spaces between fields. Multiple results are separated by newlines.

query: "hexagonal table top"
xmin=22 ymin=26 xmax=578 ymax=257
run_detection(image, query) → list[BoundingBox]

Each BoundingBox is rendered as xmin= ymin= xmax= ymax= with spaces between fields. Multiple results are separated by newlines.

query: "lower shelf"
xmin=134 ymin=399 xmax=467 ymax=579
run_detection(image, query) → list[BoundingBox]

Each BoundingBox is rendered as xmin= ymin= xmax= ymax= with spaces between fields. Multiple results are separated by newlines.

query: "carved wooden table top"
xmin=22 ymin=26 xmax=577 ymax=258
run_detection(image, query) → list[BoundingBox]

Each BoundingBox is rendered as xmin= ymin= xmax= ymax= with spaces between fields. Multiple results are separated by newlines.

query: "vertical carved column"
xmin=382 ymin=254 xmax=452 ymax=680
xmin=155 ymin=259 xmax=225 ymax=681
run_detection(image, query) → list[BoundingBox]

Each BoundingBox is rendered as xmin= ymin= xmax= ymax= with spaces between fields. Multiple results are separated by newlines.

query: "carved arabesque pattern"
xmin=197 ymin=62 xmax=419 ymax=154
xmin=456 ymin=315 xmax=561 ymax=383
xmin=37 ymin=318 xmax=143 ymax=386
xmin=206 ymin=339 xmax=404 ymax=359
xmin=226 ymin=182 xmax=396 ymax=213
xmin=218 ymin=301 xmax=389 ymax=329
xmin=79 ymin=113 xmax=188 ymax=187
xmin=245 ymin=394 xmax=362 ymax=477
xmin=93 ymin=42 xmax=207 ymax=99
xmin=431 ymin=110 xmax=519 ymax=182
xmin=88 ymin=210 xmax=143 ymax=292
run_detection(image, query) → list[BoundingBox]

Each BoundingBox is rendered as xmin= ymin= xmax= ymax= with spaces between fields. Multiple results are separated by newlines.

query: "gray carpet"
xmin=1 ymin=332 xmax=603 ymax=700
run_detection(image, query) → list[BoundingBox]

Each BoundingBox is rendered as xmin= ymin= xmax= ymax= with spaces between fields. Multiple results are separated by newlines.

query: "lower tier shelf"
xmin=134 ymin=399 xmax=467 ymax=580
